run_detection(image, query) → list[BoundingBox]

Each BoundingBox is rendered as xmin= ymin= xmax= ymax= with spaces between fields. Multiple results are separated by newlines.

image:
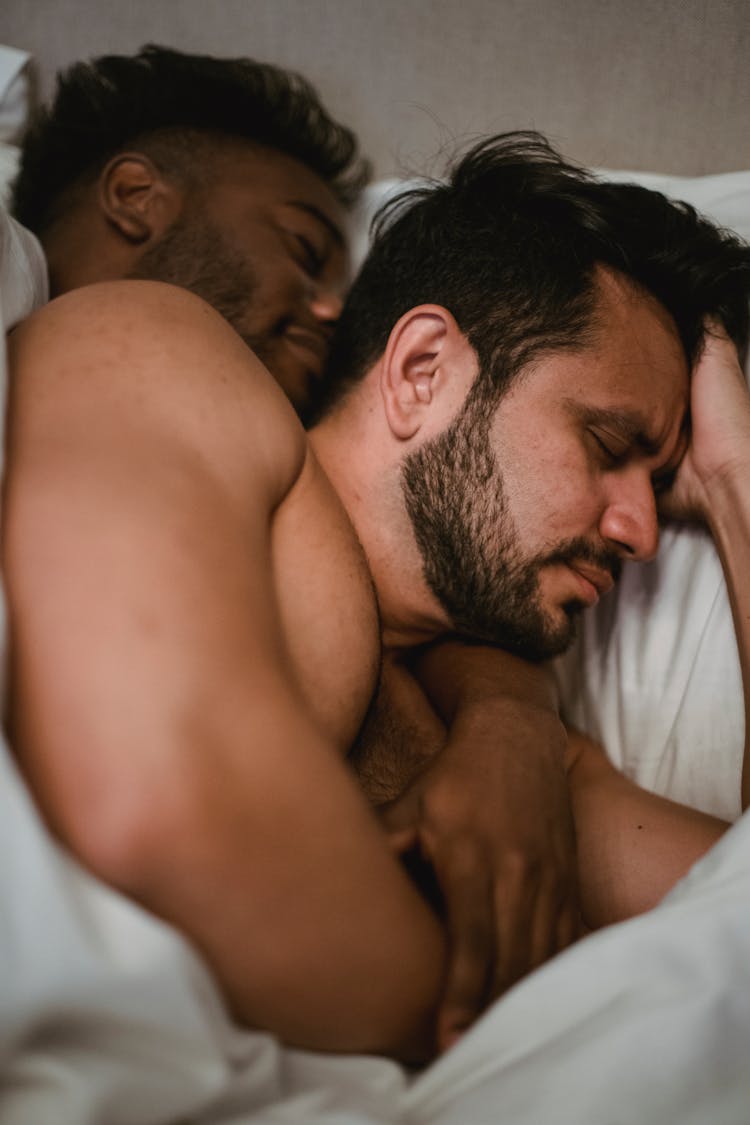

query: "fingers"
xmin=384 ymin=822 xmax=419 ymax=856
xmin=376 ymin=790 xmax=421 ymax=855
xmin=699 ymin=320 xmax=743 ymax=374
xmin=525 ymin=881 xmax=559 ymax=971
xmin=490 ymin=862 xmax=575 ymax=994
xmin=492 ymin=853 xmax=538 ymax=989
xmin=434 ymin=846 xmax=581 ymax=1053
xmin=557 ymin=901 xmax=585 ymax=948
xmin=689 ymin=317 xmax=750 ymax=490
xmin=434 ymin=836 xmax=494 ymax=1052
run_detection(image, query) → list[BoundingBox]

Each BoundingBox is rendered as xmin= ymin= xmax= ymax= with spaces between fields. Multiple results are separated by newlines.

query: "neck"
xmin=310 ymin=394 xmax=452 ymax=649
xmin=43 ymin=212 xmax=141 ymax=297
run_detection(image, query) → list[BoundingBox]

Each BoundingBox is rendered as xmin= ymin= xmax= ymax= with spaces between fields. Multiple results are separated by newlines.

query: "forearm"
xmin=413 ymin=640 xmax=561 ymax=725
xmin=412 ymin=642 xmax=567 ymax=789
xmin=10 ymin=659 xmax=446 ymax=1060
xmin=703 ymin=470 xmax=750 ymax=809
xmin=566 ymin=731 xmax=728 ymax=928
xmin=72 ymin=709 xmax=446 ymax=1060
xmin=674 ymin=327 xmax=750 ymax=810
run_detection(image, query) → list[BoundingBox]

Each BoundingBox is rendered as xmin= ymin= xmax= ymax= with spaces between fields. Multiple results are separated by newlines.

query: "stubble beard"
xmin=129 ymin=216 xmax=266 ymax=356
xmin=401 ymin=394 xmax=612 ymax=661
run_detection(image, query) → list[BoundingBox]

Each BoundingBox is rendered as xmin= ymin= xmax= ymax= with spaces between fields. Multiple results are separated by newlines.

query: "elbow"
xmin=57 ymin=756 xmax=202 ymax=902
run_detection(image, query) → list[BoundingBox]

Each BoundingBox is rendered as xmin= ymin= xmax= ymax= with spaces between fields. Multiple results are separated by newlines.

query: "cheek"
xmin=501 ymin=444 xmax=562 ymax=529
xmin=242 ymin=268 xmax=307 ymax=343
xmin=510 ymin=446 xmax=601 ymax=547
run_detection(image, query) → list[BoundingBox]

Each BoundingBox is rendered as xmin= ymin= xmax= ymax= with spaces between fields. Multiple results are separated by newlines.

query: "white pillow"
xmin=0 ymin=141 xmax=19 ymax=206
xmin=0 ymin=45 xmax=32 ymax=145
xmin=352 ymin=169 xmax=750 ymax=270
xmin=0 ymin=40 xmax=30 ymax=206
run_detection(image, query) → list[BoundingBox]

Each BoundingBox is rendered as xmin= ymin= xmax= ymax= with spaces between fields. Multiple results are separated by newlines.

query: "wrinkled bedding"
xmin=3 ymin=724 xmax=749 ymax=1124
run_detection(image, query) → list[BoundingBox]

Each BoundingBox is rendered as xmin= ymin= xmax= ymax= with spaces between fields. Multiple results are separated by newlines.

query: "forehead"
xmin=499 ymin=269 xmax=689 ymax=446
xmin=201 ymin=140 xmax=347 ymax=238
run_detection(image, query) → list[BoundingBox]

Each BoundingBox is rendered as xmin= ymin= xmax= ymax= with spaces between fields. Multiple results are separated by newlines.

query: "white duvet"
xmin=2 ymin=720 xmax=750 ymax=1125
xmin=2 ymin=178 xmax=750 ymax=1121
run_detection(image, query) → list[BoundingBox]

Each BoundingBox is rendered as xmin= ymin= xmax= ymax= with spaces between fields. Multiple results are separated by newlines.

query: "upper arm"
xmin=566 ymin=729 xmax=729 ymax=927
xmin=4 ymin=281 xmax=307 ymax=858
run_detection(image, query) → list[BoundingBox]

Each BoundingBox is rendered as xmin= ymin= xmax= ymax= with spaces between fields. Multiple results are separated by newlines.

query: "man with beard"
xmin=5 ymin=131 xmax=750 ymax=1060
xmin=10 ymin=43 xmax=366 ymax=421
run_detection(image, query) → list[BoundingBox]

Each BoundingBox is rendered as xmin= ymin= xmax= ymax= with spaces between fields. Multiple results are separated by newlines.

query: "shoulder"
xmin=10 ymin=280 xmax=307 ymax=505
xmin=13 ymin=279 xmax=238 ymax=366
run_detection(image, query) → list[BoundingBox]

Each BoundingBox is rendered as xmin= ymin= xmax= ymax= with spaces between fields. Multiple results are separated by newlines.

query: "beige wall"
xmin=1 ymin=0 xmax=748 ymax=177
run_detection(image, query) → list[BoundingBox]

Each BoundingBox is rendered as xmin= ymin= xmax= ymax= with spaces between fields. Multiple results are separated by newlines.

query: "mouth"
xmin=568 ymin=562 xmax=615 ymax=605
xmin=283 ymin=325 xmax=330 ymax=377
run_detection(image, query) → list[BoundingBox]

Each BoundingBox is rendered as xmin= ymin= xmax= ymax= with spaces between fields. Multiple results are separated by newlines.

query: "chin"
xmin=516 ymin=602 xmax=581 ymax=662
xmin=453 ymin=607 xmax=577 ymax=663
xmin=544 ymin=602 xmax=582 ymax=655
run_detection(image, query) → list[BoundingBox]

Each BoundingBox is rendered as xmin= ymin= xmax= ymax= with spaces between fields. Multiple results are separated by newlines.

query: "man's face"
xmin=132 ymin=144 xmax=349 ymax=419
xmin=402 ymin=274 xmax=689 ymax=659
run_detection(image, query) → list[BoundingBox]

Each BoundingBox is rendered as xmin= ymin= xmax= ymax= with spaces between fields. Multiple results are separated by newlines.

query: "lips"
xmin=569 ymin=562 xmax=615 ymax=601
xmin=284 ymin=325 xmax=330 ymax=375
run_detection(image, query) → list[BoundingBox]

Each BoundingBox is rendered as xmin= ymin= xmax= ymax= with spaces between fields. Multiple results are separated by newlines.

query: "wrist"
xmin=451 ymin=697 xmax=567 ymax=757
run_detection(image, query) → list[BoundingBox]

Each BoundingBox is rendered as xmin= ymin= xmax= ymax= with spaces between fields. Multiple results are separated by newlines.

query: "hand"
xmin=660 ymin=322 xmax=750 ymax=522
xmin=379 ymin=700 xmax=582 ymax=1053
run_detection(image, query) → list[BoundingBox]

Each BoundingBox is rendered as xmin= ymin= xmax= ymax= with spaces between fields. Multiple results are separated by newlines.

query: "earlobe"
xmin=99 ymin=153 xmax=183 ymax=245
xmin=380 ymin=307 xmax=452 ymax=441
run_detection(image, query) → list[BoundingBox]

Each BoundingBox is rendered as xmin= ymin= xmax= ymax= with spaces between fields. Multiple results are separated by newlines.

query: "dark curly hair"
xmin=12 ymin=44 xmax=371 ymax=234
xmin=320 ymin=131 xmax=750 ymax=414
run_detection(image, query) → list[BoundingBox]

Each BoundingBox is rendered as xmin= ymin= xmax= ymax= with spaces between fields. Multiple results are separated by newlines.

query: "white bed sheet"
xmin=3 ymin=717 xmax=750 ymax=1125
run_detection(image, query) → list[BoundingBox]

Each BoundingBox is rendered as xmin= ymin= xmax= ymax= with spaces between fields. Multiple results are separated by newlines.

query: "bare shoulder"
xmin=9 ymin=280 xmax=305 ymax=503
xmin=3 ymin=280 xmax=315 ymax=860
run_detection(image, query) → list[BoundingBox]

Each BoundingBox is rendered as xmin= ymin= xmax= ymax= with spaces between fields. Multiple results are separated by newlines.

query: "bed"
xmin=1 ymin=5 xmax=750 ymax=1121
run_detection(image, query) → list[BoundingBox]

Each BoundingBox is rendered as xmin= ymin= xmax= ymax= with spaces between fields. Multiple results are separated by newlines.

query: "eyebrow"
xmin=286 ymin=201 xmax=345 ymax=248
xmin=575 ymin=404 xmax=665 ymax=457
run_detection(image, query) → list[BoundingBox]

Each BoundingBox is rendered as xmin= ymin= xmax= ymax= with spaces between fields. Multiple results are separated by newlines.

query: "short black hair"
xmin=320 ymin=131 xmax=750 ymax=413
xmin=12 ymin=43 xmax=371 ymax=234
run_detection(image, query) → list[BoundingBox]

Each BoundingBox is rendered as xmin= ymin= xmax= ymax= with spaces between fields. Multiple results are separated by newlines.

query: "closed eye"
xmin=590 ymin=427 xmax=679 ymax=494
xmin=589 ymin=429 xmax=628 ymax=465
xmin=292 ymin=233 xmax=325 ymax=277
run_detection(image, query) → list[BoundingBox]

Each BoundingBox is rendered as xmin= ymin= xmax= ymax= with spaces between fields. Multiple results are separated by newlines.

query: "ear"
xmin=98 ymin=153 xmax=184 ymax=245
xmin=380 ymin=305 xmax=476 ymax=441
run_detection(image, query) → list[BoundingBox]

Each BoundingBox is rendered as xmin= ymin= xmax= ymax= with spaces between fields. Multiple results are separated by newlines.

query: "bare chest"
xmin=271 ymin=453 xmax=381 ymax=752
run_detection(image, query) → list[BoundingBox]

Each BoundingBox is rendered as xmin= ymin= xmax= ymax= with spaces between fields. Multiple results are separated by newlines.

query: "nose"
xmin=309 ymin=284 xmax=344 ymax=325
xmin=598 ymin=471 xmax=660 ymax=562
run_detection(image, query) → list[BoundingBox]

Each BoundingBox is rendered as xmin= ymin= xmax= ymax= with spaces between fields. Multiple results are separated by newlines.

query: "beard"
xmin=401 ymin=394 xmax=621 ymax=661
xmin=129 ymin=216 xmax=265 ymax=354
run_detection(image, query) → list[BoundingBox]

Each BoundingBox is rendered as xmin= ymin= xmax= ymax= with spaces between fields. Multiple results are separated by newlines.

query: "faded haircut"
xmin=12 ymin=43 xmax=371 ymax=234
